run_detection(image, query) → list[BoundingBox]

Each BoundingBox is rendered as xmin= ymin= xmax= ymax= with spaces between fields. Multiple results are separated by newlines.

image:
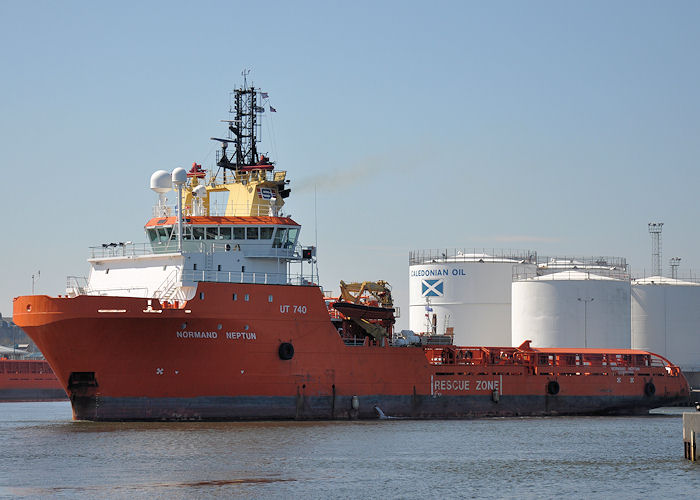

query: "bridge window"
xmin=192 ymin=227 xmax=205 ymax=240
xmin=156 ymin=227 xmax=172 ymax=243
xmin=206 ymin=227 xmax=218 ymax=240
xmin=272 ymin=228 xmax=287 ymax=248
xmin=260 ymin=227 xmax=274 ymax=239
xmin=147 ymin=229 xmax=157 ymax=242
xmin=287 ymin=228 xmax=299 ymax=246
xmin=233 ymin=227 xmax=245 ymax=240
xmin=182 ymin=226 xmax=193 ymax=240
xmin=247 ymin=227 xmax=259 ymax=240
xmin=220 ymin=227 xmax=232 ymax=239
xmin=273 ymin=227 xmax=299 ymax=248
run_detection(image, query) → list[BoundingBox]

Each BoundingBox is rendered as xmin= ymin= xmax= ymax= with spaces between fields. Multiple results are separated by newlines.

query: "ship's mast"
xmin=233 ymin=85 xmax=259 ymax=167
xmin=214 ymin=70 xmax=266 ymax=172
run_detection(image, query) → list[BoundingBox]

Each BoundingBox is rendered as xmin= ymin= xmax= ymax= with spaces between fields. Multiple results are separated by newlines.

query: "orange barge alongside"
xmin=12 ymin=82 xmax=689 ymax=420
xmin=0 ymin=359 xmax=66 ymax=402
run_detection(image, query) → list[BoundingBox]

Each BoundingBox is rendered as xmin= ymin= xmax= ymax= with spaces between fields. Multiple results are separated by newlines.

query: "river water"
xmin=1 ymin=402 xmax=699 ymax=499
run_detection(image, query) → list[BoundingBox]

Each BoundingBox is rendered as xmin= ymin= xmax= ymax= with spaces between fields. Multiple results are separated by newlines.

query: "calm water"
xmin=1 ymin=402 xmax=699 ymax=499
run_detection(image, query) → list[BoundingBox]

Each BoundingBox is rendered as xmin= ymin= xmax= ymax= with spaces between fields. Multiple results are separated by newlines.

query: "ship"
xmin=12 ymin=81 xmax=689 ymax=421
xmin=0 ymin=356 xmax=65 ymax=402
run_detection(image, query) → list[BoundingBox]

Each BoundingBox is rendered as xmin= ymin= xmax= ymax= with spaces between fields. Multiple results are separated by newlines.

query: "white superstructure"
xmin=408 ymin=249 xmax=536 ymax=346
xmin=67 ymin=166 xmax=309 ymax=303
xmin=512 ymin=270 xmax=631 ymax=349
xmin=631 ymin=276 xmax=700 ymax=372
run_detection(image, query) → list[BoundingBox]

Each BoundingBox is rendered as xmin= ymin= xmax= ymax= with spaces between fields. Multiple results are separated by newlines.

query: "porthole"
xmin=268 ymin=295 xmax=273 ymax=303
xmin=244 ymin=294 xmax=250 ymax=302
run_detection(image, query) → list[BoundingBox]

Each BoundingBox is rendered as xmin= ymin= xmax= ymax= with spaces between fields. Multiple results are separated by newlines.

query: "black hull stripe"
xmin=70 ymin=393 xmax=687 ymax=421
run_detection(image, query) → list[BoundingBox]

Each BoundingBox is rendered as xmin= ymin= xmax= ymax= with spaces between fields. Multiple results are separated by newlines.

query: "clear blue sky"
xmin=2 ymin=1 xmax=700 ymax=329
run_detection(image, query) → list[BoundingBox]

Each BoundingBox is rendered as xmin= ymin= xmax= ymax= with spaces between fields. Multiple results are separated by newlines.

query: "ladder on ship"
xmin=154 ymin=269 xmax=180 ymax=302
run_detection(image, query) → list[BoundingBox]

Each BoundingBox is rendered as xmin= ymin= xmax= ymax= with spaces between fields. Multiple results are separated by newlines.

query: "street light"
xmin=578 ymin=297 xmax=594 ymax=348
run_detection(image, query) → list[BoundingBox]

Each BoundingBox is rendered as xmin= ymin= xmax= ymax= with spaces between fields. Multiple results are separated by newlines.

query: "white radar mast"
xmin=172 ymin=167 xmax=187 ymax=251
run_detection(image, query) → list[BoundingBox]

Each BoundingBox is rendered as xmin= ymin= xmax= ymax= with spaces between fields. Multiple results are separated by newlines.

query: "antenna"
xmin=172 ymin=168 xmax=187 ymax=251
xmin=31 ymin=270 xmax=40 ymax=294
xmin=648 ymin=222 xmax=663 ymax=276
xmin=215 ymin=76 xmax=267 ymax=170
xmin=670 ymin=257 xmax=681 ymax=279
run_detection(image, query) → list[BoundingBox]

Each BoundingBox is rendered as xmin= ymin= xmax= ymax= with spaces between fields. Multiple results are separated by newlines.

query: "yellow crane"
xmin=338 ymin=280 xmax=393 ymax=308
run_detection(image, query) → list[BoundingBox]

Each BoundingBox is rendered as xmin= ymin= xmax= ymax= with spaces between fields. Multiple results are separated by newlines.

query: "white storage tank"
xmin=512 ymin=270 xmax=631 ymax=349
xmin=408 ymin=249 xmax=537 ymax=346
xmin=631 ymin=277 xmax=700 ymax=372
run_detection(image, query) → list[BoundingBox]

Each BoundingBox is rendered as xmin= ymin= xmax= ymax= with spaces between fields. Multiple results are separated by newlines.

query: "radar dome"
xmin=150 ymin=170 xmax=172 ymax=193
xmin=172 ymin=167 xmax=187 ymax=186
xmin=193 ymin=185 xmax=207 ymax=198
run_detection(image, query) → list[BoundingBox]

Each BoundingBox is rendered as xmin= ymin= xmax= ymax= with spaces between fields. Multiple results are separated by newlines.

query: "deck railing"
xmin=181 ymin=270 xmax=316 ymax=286
xmin=421 ymin=345 xmax=681 ymax=375
xmin=88 ymin=241 xmax=300 ymax=260
xmin=409 ymin=248 xmax=537 ymax=266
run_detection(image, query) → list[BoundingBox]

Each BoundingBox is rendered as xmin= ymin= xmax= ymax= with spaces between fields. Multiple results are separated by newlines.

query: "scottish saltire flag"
xmin=421 ymin=279 xmax=444 ymax=297
xmin=261 ymin=92 xmax=269 ymax=99
xmin=255 ymin=106 xmax=265 ymax=113
xmin=269 ymin=105 xmax=277 ymax=112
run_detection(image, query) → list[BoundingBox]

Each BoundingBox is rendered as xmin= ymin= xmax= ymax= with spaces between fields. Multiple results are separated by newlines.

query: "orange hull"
xmin=0 ymin=359 xmax=67 ymax=402
xmin=13 ymin=282 xmax=690 ymax=420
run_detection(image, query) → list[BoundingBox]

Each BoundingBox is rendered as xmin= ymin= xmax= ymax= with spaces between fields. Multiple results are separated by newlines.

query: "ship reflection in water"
xmin=0 ymin=402 xmax=697 ymax=499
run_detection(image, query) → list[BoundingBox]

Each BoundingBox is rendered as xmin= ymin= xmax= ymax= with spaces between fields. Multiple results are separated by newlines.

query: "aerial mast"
xmin=213 ymin=69 xmax=265 ymax=172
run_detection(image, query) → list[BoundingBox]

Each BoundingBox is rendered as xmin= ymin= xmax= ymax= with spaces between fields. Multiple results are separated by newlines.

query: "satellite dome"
xmin=193 ymin=185 xmax=207 ymax=198
xmin=172 ymin=167 xmax=187 ymax=186
xmin=150 ymin=170 xmax=172 ymax=193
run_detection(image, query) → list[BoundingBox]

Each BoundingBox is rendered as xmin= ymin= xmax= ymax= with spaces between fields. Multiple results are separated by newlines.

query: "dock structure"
xmin=683 ymin=411 xmax=700 ymax=461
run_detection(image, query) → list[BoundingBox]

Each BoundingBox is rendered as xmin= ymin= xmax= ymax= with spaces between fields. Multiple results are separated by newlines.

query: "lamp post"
xmin=577 ymin=297 xmax=594 ymax=348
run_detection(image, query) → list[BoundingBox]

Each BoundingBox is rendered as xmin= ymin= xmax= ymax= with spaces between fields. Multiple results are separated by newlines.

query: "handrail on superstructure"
xmin=88 ymin=241 xmax=304 ymax=259
xmin=182 ymin=269 xmax=317 ymax=286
